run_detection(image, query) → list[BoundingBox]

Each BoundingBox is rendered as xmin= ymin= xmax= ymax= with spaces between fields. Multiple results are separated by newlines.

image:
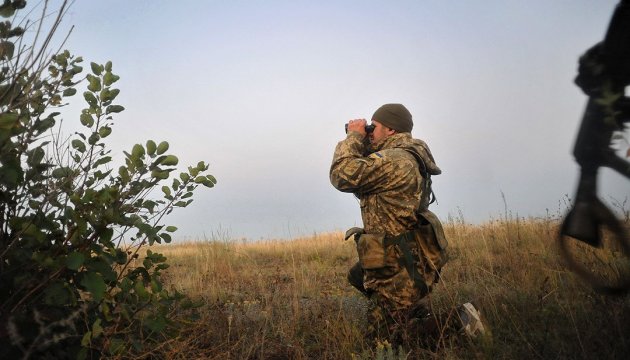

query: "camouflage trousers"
xmin=347 ymin=236 xmax=447 ymax=346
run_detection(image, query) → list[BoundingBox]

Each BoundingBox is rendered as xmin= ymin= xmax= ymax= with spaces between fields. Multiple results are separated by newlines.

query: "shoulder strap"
xmin=404 ymin=149 xmax=437 ymax=207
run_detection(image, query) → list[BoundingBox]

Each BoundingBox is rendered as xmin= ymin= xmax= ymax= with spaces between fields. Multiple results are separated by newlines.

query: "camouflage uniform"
xmin=330 ymin=131 xmax=443 ymax=343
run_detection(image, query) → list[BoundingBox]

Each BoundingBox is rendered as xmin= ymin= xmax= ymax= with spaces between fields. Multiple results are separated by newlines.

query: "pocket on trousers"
xmin=357 ymin=233 xmax=386 ymax=269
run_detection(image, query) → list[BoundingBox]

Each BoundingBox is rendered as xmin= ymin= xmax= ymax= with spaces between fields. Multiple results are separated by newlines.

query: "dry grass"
xmin=144 ymin=215 xmax=630 ymax=359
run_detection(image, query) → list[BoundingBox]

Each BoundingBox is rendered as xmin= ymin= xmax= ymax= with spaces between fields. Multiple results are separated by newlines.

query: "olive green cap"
xmin=371 ymin=103 xmax=413 ymax=133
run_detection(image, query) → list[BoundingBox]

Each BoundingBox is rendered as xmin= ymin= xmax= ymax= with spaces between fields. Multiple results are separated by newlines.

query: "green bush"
xmin=0 ymin=1 xmax=215 ymax=358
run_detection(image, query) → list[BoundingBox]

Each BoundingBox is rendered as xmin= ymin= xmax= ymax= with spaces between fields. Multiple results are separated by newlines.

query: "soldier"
xmin=330 ymin=103 xmax=483 ymax=346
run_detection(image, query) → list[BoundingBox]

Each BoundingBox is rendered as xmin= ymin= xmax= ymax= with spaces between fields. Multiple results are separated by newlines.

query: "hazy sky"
xmin=49 ymin=0 xmax=629 ymax=240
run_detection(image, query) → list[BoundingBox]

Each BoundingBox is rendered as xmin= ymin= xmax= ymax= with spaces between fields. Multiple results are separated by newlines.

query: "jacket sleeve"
xmin=329 ymin=133 xmax=392 ymax=194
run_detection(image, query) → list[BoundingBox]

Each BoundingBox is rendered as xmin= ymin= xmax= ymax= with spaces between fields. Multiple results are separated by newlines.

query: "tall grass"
xmin=145 ymin=213 xmax=630 ymax=359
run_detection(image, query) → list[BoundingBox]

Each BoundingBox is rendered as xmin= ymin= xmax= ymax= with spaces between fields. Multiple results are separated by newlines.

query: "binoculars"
xmin=344 ymin=123 xmax=375 ymax=134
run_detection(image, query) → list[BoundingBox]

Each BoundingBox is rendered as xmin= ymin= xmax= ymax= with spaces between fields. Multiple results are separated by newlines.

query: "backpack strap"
xmin=404 ymin=150 xmax=437 ymax=207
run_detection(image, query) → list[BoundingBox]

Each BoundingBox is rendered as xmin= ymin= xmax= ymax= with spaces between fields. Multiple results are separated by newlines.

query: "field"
xmin=143 ymin=213 xmax=630 ymax=359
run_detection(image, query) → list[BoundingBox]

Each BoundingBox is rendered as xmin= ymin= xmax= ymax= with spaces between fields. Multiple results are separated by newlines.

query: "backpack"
xmin=405 ymin=149 xmax=449 ymax=279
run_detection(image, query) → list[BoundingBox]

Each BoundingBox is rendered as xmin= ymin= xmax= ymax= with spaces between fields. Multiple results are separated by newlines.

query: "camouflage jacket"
xmin=330 ymin=132 xmax=441 ymax=237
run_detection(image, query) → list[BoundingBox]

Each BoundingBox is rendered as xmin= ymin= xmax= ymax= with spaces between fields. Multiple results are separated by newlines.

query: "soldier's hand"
xmin=347 ymin=119 xmax=367 ymax=137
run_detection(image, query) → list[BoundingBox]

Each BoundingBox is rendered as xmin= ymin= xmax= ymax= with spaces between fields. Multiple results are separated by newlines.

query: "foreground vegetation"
xmin=143 ymin=212 xmax=630 ymax=359
xmin=0 ymin=2 xmax=216 ymax=357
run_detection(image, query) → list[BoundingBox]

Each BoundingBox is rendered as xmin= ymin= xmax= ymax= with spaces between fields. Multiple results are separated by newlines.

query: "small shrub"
xmin=0 ymin=1 xmax=216 ymax=358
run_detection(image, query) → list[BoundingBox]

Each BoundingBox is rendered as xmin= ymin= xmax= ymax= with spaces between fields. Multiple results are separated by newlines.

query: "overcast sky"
xmin=49 ymin=0 xmax=629 ymax=240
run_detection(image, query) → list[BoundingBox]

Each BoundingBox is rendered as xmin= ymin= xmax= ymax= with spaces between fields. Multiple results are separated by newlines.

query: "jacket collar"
xmin=370 ymin=132 xmax=412 ymax=152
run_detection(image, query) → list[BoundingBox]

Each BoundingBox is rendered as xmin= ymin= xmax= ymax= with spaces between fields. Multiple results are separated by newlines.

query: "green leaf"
xmin=160 ymin=233 xmax=172 ymax=243
xmin=33 ymin=118 xmax=55 ymax=134
xmin=87 ymin=258 xmax=118 ymax=283
xmin=81 ymin=331 xmax=92 ymax=347
xmin=0 ymin=112 xmax=18 ymax=129
xmin=80 ymin=113 xmax=94 ymax=127
xmin=27 ymin=147 xmax=45 ymax=166
xmin=120 ymin=278 xmax=132 ymax=292
xmin=114 ymin=249 xmax=127 ymax=264
xmin=71 ymin=65 xmax=83 ymax=75
xmin=160 ymin=155 xmax=178 ymax=166
xmin=93 ymin=156 xmax=112 ymax=168
xmin=161 ymin=185 xmax=171 ymax=196
xmin=145 ymin=314 xmax=167 ymax=333
xmin=205 ymin=175 xmax=217 ymax=186
xmin=165 ymin=226 xmax=177 ymax=232
xmin=92 ymin=318 xmax=103 ymax=338
xmin=103 ymin=72 xmax=120 ymax=86
xmin=143 ymin=199 xmax=157 ymax=213
xmin=99 ymin=126 xmax=112 ymax=138
xmin=87 ymin=74 xmax=102 ymax=92
xmin=43 ymin=281 xmax=72 ymax=306
xmin=0 ymin=40 xmax=14 ymax=59
xmin=0 ymin=5 xmax=16 ymax=17
xmin=108 ymin=338 xmax=125 ymax=355
xmin=146 ymin=140 xmax=156 ymax=156
xmin=90 ymin=62 xmax=103 ymax=75
xmin=131 ymin=144 xmax=145 ymax=158
xmin=52 ymin=167 xmax=73 ymax=179
xmin=119 ymin=166 xmax=130 ymax=183
xmin=106 ymin=104 xmax=124 ymax=114
xmin=151 ymin=169 xmax=169 ymax=180
xmin=150 ymin=279 xmax=162 ymax=292
xmin=134 ymin=280 xmax=149 ymax=299
xmin=48 ymin=65 xmax=59 ymax=77
xmin=182 ymin=192 xmax=193 ymax=199
xmin=156 ymin=141 xmax=169 ymax=155
xmin=150 ymin=155 xmax=167 ymax=169
xmin=105 ymin=61 xmax=112 ymax=72
xmin=197 ymin=161 xmax=208 ymax=171
xmin=80 ymin=272 xmax=106 ymax=302
xmin=83 ymin=91 xmax=98 ymax=107
xmin=88 ymin=132 xmax=100 ymax=145
xmin=100 ymin=88 xmax=120 ymax=102
xmin=62 ymin=88 xmax=77 ymax=97
xmin=66 ymin=252 xmax=85 ymax=270
xmin=71 ymin=139 xmax=86 ymax=153
xmin=54 ymin=52 xmax=68 ymax=67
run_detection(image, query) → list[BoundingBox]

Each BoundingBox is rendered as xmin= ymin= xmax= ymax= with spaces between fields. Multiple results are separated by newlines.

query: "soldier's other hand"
xmin=347 ymin=119 xmax=367 ymax=137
